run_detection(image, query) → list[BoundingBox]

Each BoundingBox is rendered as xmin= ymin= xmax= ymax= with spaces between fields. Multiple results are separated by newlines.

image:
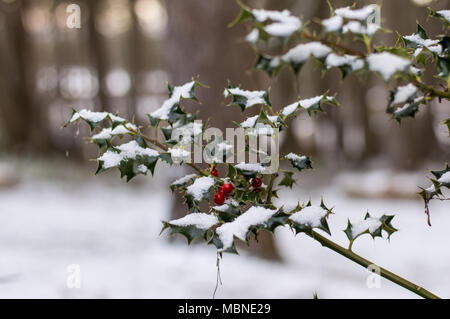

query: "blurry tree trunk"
xmin=0 ymin=3 xmax=34 ymax=153
xmin=164 ymin=0 xmax=280 ymax=260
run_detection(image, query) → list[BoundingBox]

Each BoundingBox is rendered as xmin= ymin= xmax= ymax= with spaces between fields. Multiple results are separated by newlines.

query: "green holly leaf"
xmin=278 ymin=171 xmax=296 ymax=188
xmin=162 ymin=211 xmax=219 ymax=244
xmin=184 ymin=176 xmax=216 ymax=209
xmin=230 ymin=2 xmax=302 ymax=41
xmin=344 ymin=212 xmax=397 ymax=247
xmin=95 ymin=135 xmax=159 ymax=182
xmin=325 ymin=53 xmax=365 ymax=79
xmin=212 ymin=206 xmax=285 ymax=253
xmin=212 ymin=200 xmax=241 ymax=223
xmin=66 ymin=109 xmax=126 ymax=131
xmin=281 ymin=94 xmax=338 ymax=118
xmin=387 ymin=83 xmax=424 ymax=122
xmin=235 ymin=162 xmax=266 ymax=178
xmin=281 ymin=42 xmax=331 ymax=74
xmin=284 ymin=153 xmax=312 ymax=172
xmin=91 ymin=123 xmax=137 ymax=148
xmin=288 ymin=200 xmax=332 ymax=235
xmin=224 ymin=83 xmax=271 ymax=111
xmin=254 ymin=54 xmax=283 ymax=77
xmin=147 ymin=80 xmax=201 ymax=126
xmin=170 ymin=173 xmax=198 ymax=191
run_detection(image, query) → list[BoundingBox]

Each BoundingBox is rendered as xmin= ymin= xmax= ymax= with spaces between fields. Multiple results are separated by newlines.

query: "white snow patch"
xmin=335 ymin=5 xmax=377 ymax=21
xmin=251 ymin=9 xmax=301 ymax=37
xmin=168 ymin=213 xmax=219 ymax=230
xmin=282 ymin=102 xmax=300 ymax=116
xmin=98 ymin=140 xmax=158 ymax=169
xmin=224 ymin=87 xmax=267 ymax=109
xmin=322 ymin=15 xmax=343 ymax=32
xmin=215 ymin=206 xmax=278 ymax=250
xmin=438 ymin=172 xmax=450 ymax=184
xmin=281 ymin=42 xmax=331 ymax=64
xmin=186 ymin=176 xmax=215 ymax=202
xmin=391 ymin=84 xmax=417 ymax=105
xmin=325 ymin=53 xmax=364 ymax=71
xmin=367 ymin=52 xmax=411 ymax=81
xmin=289 ymin=206 xmax=328 ymax=228
xmin=349 ymin=217 xmax=382 ymax=238
xmin=437 ymin=10 xmax=450 ymax=22
xmin=150 ymin=81 xmax=195 ymax=121
xmin=235 ymin=163 xmax=265 ymax=173
xmin=300 ymin=95 xmax=323 ymax=109
xmin=285 ymin=153 xmax=306 ymax=162
xmin=171 ymin=174 xmax=197 ymax=186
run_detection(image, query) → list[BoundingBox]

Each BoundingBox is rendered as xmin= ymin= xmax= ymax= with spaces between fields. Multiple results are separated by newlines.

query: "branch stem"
xmin=309 ymin=230 xmax=440 ymax=299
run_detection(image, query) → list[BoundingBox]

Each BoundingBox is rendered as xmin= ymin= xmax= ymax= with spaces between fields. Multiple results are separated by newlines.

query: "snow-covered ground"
xmin=0 ymin=169 xmax=448 ymax=299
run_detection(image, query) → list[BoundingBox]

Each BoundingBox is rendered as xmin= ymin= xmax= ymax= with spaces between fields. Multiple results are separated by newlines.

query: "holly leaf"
xmin=162 ymin=211 xmax=219 ymax=244
xmin=387 ymin=84 xmax=424 ymax=122
xmin=224 ymin=83 xmax=271 ymax=111
xmin=170 ymin=173 xmax=198 ymax=191
xmin=281 ymin=42 xmax=331 ymax=74
xmin=254 ymin=54 xmax=283 ymax=77
xmin=235 ymin=162 xmax=266 ymax=178
xmin=184 ymin=176 xmax=216 ymax=209
xmin=95 ymin=135 xmax=159 ymax=182
xmin=212 ymin=206 xmax=285 ymax=253
xmin=91 ymin=123 xmax=137 ymax=148
xmin=147 ymin=80 xmax=200 ymax=126
xmin=66 ymin=109 xmax=126 ymax=131
xmin=288 ymin=200 xmax=332 ymax=235
xmin=212 ymin=200 xmax=241 ymax=223
xmin=284 ymin=153 xmax=312 ymax=172
xmin=278 ymin=171 xmax=295 ymax=188
xmin=325 ymin=53 xmax=365 ymax=78
xmin=344 ymin=212 xmax=397 ymax=247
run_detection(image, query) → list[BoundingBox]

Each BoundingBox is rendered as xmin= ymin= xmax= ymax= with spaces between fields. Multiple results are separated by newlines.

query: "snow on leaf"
xmin=148 ymin=81 xmax=198 ymax=125
xmin=91 ymin=123 xmax=137 ymax=146
xmin=235 ymin=162 xmax=266 ymax=178
xmin=402 ymin=24 xmax=442 ymax=57
xmin=281 ymin=94 xmax=337 ymax=117
xmin=251 ymin=9 xmax=302 ymax=38
xmin=325 ymin=53 xmax=365 ymax=78
xmin=170 ymin=173 xmax=198 ymax=191
xmin=162 ymin=212 xmax=219 ymax=244
xmin=281 ymin=42 xmax=331 ymax=73
xmin=335 ymin=4 xmax=378 ymax=21
xmin=96 ymin=137 xmax=159 ymax=181
xmin=367 ymin=52 xmax=411 ymax=81
xmin=288 ymin=201 xmax=332 ymax=235
xmin=67 ymin=109 xmax=126 ymax=131
xmin=321 ymin=15 xmax=343 ymax=33
xmin=344 ymin=212 xmax=397 ymax=245
xmin=284 ymin=153 xmax=312 ymax=172
xmin=429 ymin=8 xmax=450 ymax=26
xmin=419 ymin=165 xmax=450 ymax=225
xmin=185 ymin=176 xmax=216 ymax=208
xmin=254 ymin=54 xmax=282 ymax=76
xmin=224 ymin=84 xmax=271 ymax=110
xmin=213 ymin=206 xmax=281 ymax=253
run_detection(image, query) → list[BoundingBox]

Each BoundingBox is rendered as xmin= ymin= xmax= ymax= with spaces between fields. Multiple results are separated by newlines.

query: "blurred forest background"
xmin=0 ymin=0 xmax=449 ymax=298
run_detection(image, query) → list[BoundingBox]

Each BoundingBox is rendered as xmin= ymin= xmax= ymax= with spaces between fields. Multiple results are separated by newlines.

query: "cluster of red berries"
xmin=213 ymin=182 xmax=234 ymax=205
xmin=251 ymin=177 xmax=262 ymax=192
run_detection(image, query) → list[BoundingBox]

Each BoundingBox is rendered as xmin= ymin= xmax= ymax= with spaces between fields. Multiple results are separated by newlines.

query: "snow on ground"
xmin=0 ymin=172 xmax=448 ymax=299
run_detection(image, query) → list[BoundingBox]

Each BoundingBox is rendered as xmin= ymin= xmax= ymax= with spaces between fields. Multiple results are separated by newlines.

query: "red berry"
xmin=211 ymin=167 xmax=219 ymax=177
xmin=217 ymin=187 xmax=225 ymax=196
xmin=222 ymin=183 xmax=234 ymax=194
xmin=251 ymin=177 xmax=262 ymax=188
xmin=214 ymin=192 xmax=225 ymax=205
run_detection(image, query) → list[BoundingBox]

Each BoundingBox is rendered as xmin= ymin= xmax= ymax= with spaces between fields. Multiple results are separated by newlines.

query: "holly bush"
xmin=66 ymin=2 xmax=449 ymax=299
